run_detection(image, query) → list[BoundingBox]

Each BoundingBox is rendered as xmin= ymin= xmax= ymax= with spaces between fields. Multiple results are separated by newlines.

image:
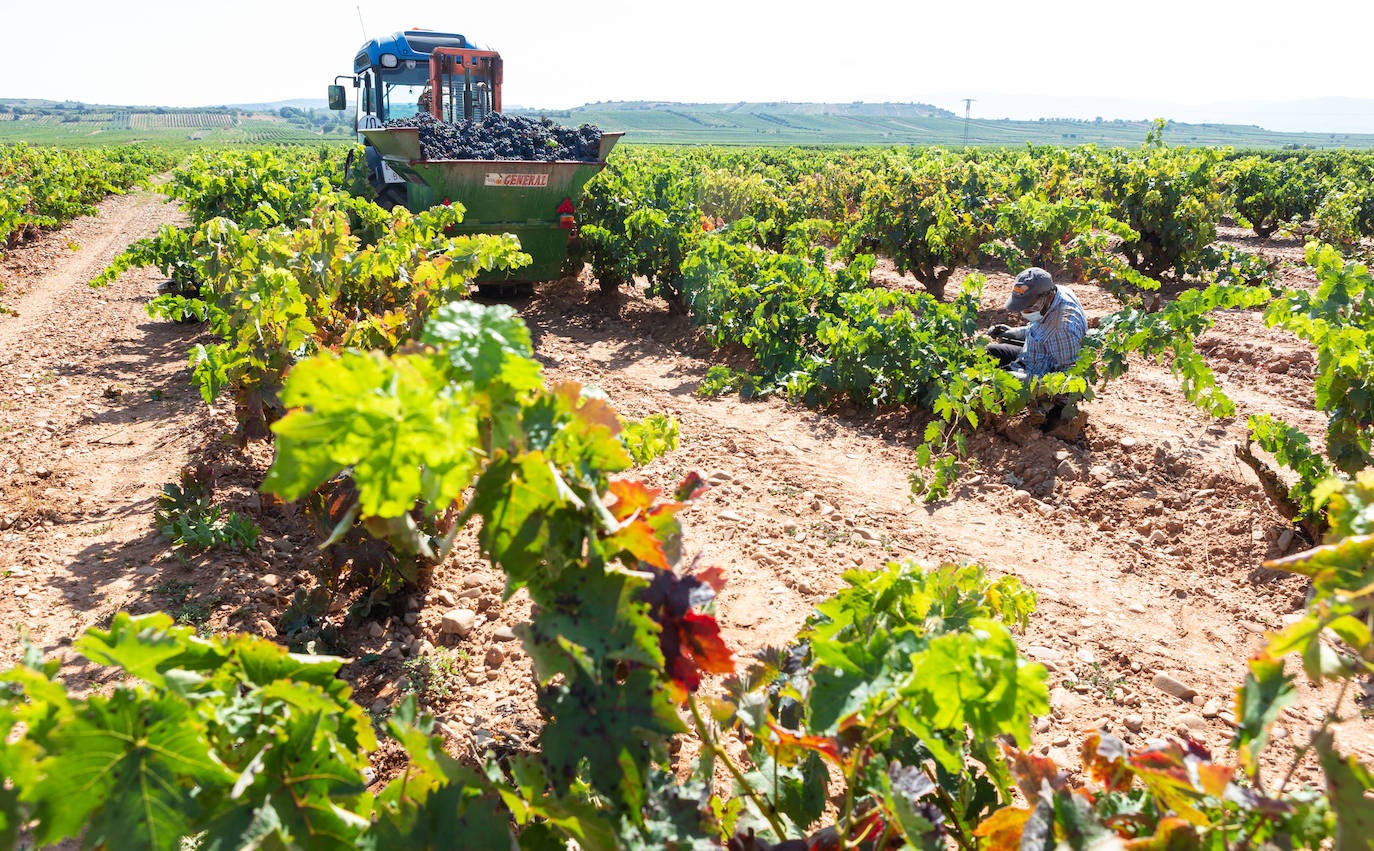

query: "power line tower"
xmin=962 ymin=98 xmax=976 ymax=145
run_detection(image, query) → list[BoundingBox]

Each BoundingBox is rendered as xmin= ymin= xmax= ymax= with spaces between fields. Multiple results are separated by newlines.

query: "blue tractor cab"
xmin=350 ymin=30 xmax=474 ymax=123
xmin=329 ymin=30 xmax=481 ymax=204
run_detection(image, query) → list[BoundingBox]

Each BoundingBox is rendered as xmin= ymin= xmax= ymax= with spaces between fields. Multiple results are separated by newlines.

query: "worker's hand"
xmin=989 ymin=323 xmax=1011 ymax=339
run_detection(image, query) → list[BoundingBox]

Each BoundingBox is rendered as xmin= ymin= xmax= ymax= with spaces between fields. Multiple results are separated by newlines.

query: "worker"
xmin=985 ymin=267 xmax=1087 ymax=377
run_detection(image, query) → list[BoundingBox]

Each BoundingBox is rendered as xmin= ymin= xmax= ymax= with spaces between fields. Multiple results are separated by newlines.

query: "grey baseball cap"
xmin=1005 ymin=267 xmax=1055 ymax=312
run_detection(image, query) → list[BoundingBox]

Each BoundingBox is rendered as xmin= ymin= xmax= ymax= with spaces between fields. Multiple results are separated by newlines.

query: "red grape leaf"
xmin=607 ymin=478 xmax=660 ymax=522
xmin=555 ymin=381 xmax=621 ymax=434
xmin=1082 ymin=732 xmax=1135 ymax=793
xmin=765 ymin=721 xmax=844 ymax=769
xmin=605 ymin=519 xmax=668 ymax=570
xmin=692 ymin=566 xmax=727 ymax=594
xmin=681 ymin=611 xmax=735 ymax=675
xmin=971 ymin=807 xmax=1032 ymax=850
xmin=674 ymin=470 xmax=709 ymax=502
xmin=1004 ymin=743 xmax=1070 ymax=800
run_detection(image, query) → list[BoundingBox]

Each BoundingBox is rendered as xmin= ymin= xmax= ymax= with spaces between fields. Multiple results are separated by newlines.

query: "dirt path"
xmin=0 ymin=187 xmax=215 ymax=662
xmin=0 ymin=196 xmax=1364 ymax=796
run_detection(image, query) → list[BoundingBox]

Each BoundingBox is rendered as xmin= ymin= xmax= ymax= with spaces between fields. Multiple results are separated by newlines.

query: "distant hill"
xmin=228 ymin=98 xmax=332 ymax=113
xmin=1197 ymin=97 xmax=1374 ymax=135
xmin=926 ymin=93 xmax=1374 ymax=135
xmin=562 ymin=101 xmax=956 ymax=118
xmin=509 ymin=102 xmax=1374 ymax=149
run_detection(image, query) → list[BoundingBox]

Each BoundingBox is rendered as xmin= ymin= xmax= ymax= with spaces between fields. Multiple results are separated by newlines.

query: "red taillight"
xmin=442 ymin=197 xmax=452 ymax=206
xmin=556 ymin=197 xmax=575 ymax=214
xmin=557 ymin=196 xmax=575 ymax=229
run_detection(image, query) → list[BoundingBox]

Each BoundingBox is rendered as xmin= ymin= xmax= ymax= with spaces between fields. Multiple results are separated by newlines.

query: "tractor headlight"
xmin=379 ymin=53 xmax=399 ymax=69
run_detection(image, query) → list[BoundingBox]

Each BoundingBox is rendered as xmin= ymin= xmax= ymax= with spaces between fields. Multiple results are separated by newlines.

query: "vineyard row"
xmin=0 ymin=140 xmax=1368 ymax=849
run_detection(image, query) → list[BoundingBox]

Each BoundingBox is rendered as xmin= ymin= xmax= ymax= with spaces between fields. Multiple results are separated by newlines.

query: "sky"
xmin=7 ymin=0 xmax=1374 ymax=130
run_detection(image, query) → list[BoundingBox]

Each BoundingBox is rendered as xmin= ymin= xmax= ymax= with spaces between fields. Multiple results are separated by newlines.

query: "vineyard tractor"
xmin=328 ymin=29 xmax=622 ymax=294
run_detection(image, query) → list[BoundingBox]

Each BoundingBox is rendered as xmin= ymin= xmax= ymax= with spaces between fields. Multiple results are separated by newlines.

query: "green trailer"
xmin=358 ymin=126 xmax=623 ymax=291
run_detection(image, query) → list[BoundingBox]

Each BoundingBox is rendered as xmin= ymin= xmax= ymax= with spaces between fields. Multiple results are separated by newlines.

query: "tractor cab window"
xmin=362 ymin=62 xmax=495 ymax=124
xmin=377 ymin=63 xmax=434 ymax=122
xmin=383 ymin=81 xmax=430 ymax=120
xmin=356 ymin=70 xmax=378 ymax=124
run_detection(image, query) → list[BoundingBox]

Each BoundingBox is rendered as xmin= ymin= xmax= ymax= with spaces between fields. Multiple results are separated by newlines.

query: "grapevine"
xmin=0 ymin=142 xmax=173 ymax=255
xmin=8 ymin=136 xmax=1371 ymax=850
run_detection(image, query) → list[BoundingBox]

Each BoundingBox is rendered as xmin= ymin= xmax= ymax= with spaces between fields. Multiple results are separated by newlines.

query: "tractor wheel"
xmin=476 ymin=282 xmax=532 ymax=299
xmin=376 ymin=185 xmax=408 ymax=210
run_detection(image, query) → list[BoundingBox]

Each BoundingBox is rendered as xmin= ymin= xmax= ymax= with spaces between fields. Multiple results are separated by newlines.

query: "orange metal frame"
xmin=427 ymin=47 xmax=504 ymax=120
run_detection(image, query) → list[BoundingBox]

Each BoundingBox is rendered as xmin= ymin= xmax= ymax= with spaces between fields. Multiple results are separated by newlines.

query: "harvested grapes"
xmin=384 ymin=112 xmax=603 ymax=162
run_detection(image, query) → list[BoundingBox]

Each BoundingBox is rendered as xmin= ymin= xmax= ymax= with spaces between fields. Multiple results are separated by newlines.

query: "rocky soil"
xmin=0 ymin=191 xmax=1366 ymax=801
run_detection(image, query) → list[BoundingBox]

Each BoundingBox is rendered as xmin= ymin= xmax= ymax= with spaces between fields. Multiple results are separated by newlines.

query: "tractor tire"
xmin=475 ymin=282 xmax=533 ymax=299
xmin=376 ymin=185 xmax=408 ymax=210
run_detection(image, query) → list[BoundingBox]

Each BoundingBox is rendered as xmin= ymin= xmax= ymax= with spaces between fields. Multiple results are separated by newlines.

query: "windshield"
xmin=365 ymin=67 xmax=494 ymax=123
xmin=383 ymin=81 xmax=429 ymax=121
xmin=373 ymin=65 xmax=432 ymax=121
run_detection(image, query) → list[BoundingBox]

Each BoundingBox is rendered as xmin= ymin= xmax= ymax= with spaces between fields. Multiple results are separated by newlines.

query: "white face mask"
xmin=1021 ymin=291 xmax=1052 ymax=323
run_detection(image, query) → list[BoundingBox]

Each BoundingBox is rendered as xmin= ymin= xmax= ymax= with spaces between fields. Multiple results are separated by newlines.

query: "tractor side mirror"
xmin=327 ymin=85 xmax=347 ymax=111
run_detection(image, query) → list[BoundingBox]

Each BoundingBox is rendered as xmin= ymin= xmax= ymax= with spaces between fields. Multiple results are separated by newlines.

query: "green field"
xmin=0 ymin=99 xmax=349 ymax=147
xmin=3 ymin=97 xmax=1373 ymax=149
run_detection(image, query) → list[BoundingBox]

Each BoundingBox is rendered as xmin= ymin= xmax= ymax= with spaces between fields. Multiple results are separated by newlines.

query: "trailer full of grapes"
xmin=331 ymin=34 xmax=624 ymax=289
xmin=359 ymin=123 xmax=623 ymax=287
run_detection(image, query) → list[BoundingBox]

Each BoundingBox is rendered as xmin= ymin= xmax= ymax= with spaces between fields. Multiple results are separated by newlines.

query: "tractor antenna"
xmin=962 ymin=98 xmax=976 ymax=145
xmin=356 ymin=5 xmax=368 ymax=38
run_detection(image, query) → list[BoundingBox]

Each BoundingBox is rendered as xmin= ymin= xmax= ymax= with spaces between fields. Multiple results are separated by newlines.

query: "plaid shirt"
xmin=1016 ymin=286 xmax=1087 ymax=376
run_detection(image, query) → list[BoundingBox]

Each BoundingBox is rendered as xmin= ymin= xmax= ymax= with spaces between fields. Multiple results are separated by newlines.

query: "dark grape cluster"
xmin=385 ymin=112 xmax=603 ymax=162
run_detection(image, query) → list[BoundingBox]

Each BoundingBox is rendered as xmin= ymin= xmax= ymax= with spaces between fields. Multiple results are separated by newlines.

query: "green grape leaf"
xmin=620 ymin=413 xmax=680 ymax=466
xmin=29 ymin=690 xmax=230 ymax=850
xmin=1265 ymin=534 xmax=1374 ymax=598
xmin=202 ymin=703 xmax=370 ymax=850
xmin=469 ymin=451 xmax=588 ymax=591
xmin=1234 ymin=654 xmax=1297 ymax=775
xmin=506 ymin=758 xmax=619 ymax=851
xmin=228 ymin=634 xmax=349 ymax=691
xmin=73 ymin=612 xmax=223 ymax=692
xmin=422 ymin=300 xmax=540 ymax=391
xmin=908 ymin=620 xmax=1046 ymax=747
xmin=523 ymin=567 xmax=662 ymax=684
xmin=366 ymin=751 xmax=512 ymax=851
xmin=540 ymin=666 xmax=682 ymax=807
xmin=264 ymin=349 xmax=479 ymax=518
xmin=1315 ymin=730 xmax=1374 ymax=851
